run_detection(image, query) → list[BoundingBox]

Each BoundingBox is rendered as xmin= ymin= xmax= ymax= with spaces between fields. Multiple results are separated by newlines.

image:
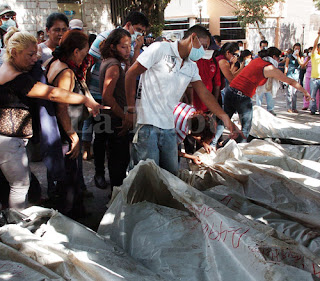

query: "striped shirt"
xmin=173 ymin=102 xmax=196 ymax=144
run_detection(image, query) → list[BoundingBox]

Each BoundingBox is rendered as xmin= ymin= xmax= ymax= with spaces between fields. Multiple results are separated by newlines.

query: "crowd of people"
xmin=0 ymin=3 xmax=316 ymax=219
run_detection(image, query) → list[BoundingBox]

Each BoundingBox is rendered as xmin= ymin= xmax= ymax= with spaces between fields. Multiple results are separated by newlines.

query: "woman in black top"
xmin=0 ymin=27 xmax=103 ymax=210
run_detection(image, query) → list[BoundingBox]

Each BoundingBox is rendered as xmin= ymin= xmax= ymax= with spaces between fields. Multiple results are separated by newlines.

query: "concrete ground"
xmin=29 ymin=88 xmax=320 ymax=231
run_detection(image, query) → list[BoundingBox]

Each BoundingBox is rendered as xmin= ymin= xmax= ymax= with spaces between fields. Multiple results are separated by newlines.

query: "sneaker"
xmin=292 ymin=109 xmax=299 ymax=113
xmin=302 ymin=107 xmax=308 ymax=110
xmin=94 ymin=174 xmax=108 ymax=189
xmin=268 ymin=110 xmax=277 ymax=116
xmin=287 ymin=109 xmax=293 ymax=113
xmin=311 ymin=112 xmax=316 ymax=115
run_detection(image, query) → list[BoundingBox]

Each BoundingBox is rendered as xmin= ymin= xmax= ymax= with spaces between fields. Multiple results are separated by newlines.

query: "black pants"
xmin=93 ymin=114 xmax=130 ymax=188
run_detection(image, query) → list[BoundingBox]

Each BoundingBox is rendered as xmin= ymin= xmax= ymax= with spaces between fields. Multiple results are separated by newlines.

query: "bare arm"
xmin=54 ymin=69 xmax=80 ymax=159
xmin=27 ymin=81 xmax=103 ymax=116
xmin=264 ymin=65 xmax=311 ymax=100
xmin=102 ymin=65 xmax=125 ymax=119
xmin=284 ymin=57 xmax=289 ymax=75
xmin=312 ymin=29 xmax=320 ymax=54
xmin=219 ymin=59 xmax=239 ymax=83
xmin=191 ymin=80 xmax=243 ymax=139
xmin=121 ymin=61 xmax=147 ymax=133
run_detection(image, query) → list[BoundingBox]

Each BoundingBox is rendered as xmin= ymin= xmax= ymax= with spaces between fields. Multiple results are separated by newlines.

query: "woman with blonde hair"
xmin=0 ymin=27 xmax=103 ymax=210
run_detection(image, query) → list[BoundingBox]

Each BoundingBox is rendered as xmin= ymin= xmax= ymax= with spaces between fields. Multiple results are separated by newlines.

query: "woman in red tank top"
xmin=214 ymin=47 xmax=311 ymax=145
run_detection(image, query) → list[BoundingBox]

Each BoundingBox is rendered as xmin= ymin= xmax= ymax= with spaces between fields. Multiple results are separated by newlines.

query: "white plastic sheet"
xmin=0 ymin=206 xmax=165 ymax=281
xmin=98 ymin=155 xmax=320 ymax=280
xmin=250 ymin=105 xmax=320 ymax=144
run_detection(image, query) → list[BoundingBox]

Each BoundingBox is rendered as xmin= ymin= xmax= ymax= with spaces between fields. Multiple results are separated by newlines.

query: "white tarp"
xmin=0 ymin=206 xmax=165 ymax=281
xmin=98 ymin=144 xmax=320 ymax=281
xmin=250 ymin=105 xmax=320 ymax=144
xmin=2 ymin=139 xmax=320 ymax=280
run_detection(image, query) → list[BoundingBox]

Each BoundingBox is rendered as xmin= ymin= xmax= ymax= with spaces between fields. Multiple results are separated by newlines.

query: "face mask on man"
xmin=202 ymin=50 xmax=214 ymax=60
xmin=244 ymin=58 xmax=251 ymax=66
xmin=189 ymin=37 xmax=205 ymax=61
xmin=131 ymin=30 xmax=143 ymax=42
xmin=239 ymin=46 xmax=244 ymax=51
xmin=0 ymin=19 xmax=16 ymax=32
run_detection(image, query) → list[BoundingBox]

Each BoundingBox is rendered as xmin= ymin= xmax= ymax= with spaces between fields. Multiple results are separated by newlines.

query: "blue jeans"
xmin=255 ymin=92 xmax=274 ymax=111
xmin=131 ymin=125 xmax=178 ymax=175
xmin=310 ymin=78 xmax=320 ymax=113
xmin=214 ymin=87 xmax=253 ymax=144
xmin=81 ymin=116 xmax=93 ymax=142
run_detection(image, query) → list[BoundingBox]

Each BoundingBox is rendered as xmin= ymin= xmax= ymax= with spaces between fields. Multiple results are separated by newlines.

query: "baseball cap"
xmin=69 ymin=19 xmax=83 ymax=30
xmin=0 ymin=4 xmax=16 ymax=16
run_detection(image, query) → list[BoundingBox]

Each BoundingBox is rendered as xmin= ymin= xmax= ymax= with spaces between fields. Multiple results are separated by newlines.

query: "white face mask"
xmin=308 ymin=52 xmax=312 ymax=57
xmin=239 ymin=46 xmax=244 ymax=51
xmin=244 ymin=58 xmax=251 ymax=66
xmin=131 ymin=30 xmax=142 ymax=42
xmin=202 ymin=50 xmax=214 ymax=60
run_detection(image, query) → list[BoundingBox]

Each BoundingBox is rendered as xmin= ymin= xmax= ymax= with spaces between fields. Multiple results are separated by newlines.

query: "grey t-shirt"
xmin=99 ymin=57 xmax=126 ymax=110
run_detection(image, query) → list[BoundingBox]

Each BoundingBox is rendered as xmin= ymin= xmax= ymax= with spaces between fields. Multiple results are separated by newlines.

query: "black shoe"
xmin=94 ymin=174 xmax=108 ymax=189
xmin=311 ymin=112 xmax=316 ymax=115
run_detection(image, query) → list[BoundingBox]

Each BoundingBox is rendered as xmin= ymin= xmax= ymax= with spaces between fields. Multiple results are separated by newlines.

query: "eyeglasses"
xmin=1 ymin=14 xmax=16 ymax=20
xmin=233 ymin=53 xmax=240 ymax=57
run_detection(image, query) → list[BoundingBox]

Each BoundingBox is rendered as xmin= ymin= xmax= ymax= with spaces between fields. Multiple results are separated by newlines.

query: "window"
xmin=220 ymin=16 xmax=245 ymax=40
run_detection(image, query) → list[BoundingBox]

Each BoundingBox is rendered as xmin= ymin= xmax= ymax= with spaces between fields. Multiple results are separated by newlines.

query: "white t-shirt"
xmin=136 ymin=41 xmax=201 ymax=129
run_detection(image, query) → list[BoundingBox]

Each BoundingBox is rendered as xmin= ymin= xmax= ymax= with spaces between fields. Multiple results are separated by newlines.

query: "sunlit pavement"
xmin=29 ymin=87 xmax=319 ymax=231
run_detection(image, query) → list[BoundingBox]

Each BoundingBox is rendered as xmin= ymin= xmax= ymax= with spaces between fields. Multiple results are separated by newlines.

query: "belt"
xmin=230 ymin=87 xmax=247 ymax=97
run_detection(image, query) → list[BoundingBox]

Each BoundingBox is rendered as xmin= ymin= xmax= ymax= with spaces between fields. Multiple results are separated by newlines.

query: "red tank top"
xmin=230 ymin=58 xmax=271 ymax=98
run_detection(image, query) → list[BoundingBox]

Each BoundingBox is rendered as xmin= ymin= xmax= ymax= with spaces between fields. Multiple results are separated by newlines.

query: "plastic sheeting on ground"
xmin=0 ymin=206 xmax=165 ymax=281
xmin=2 ymin=139 xmax=320 ymax=280
xmin=250 ymin=105 xmax=320 ymax=144
xmin=98 ymin=142 xmax=320 ymax=281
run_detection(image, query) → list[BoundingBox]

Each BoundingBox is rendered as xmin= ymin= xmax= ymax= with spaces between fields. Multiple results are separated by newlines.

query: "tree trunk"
xmin=256 ymin=21 xmax=266 ymax=41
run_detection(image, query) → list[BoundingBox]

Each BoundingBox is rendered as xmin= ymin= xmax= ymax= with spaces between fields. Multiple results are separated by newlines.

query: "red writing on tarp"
xmin=220 ymin=195 xmax=242 ymax=210
xmin=202 ymin=220 xmax=250 ymax=248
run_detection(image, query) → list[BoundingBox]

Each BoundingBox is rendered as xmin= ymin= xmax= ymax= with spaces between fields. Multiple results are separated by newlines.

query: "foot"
xmin=311 ymin=112 xmax=316 ymax=115
xmin=94 ymin=174 xmax=108 ymax=189
xmin=287 ymin=109 xmax=293 ymax=113
xmin=292 ymin=109 xmax=299 ymax=113
xmin=302 ymin=107 xmax=308 ymax=110
xmin=82 ymin=151 xmax=93 ymax=161
xmin=268 ymin=110 xmax=277 ymax=116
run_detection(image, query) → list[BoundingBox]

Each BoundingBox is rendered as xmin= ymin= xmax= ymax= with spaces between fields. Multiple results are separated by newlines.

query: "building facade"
xmin=4 ymin=0 xmax=114 ymax=36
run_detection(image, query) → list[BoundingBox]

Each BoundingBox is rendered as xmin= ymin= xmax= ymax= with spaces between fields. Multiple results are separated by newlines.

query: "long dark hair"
xmin=99 ymin=28 xmax=131 ymax=61
xmin=258 ymin=47 xmax=281 ymax=58
xmin=214 ymin=42 xmax=239 ymax=57
xmin=52 ymin=30 xmax=88 ymax=60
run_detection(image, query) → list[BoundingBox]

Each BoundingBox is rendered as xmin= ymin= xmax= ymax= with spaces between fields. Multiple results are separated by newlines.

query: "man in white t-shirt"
xmin=124 ymin=25 xmax=242 ymax=175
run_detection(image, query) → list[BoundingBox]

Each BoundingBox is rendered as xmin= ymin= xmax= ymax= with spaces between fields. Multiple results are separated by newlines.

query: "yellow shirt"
xmin=311 ymin=52 xmax=320 ymax=78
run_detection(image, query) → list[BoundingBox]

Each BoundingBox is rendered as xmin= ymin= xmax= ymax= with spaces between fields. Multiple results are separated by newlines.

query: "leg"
xmin=303 ymin=77 xmax=310 ymax=109
xmin=158 ymin=128 xmax=179 ymax=175
xmin=131 ymin=125 xmax=160 ymax=167
xmin=265 ymin=92 xmax=275 ymax=111
xmin=81 ymin=116 xmax=93 ymax=160
xmin=292 ymin=88 xmax=298 ymax=111
xmin=236 ymin=96 xmax=253 ymax=142
xmin=106 ymin=118 xmax=130 ymax=188
xmin=255 ymin=92 xmax=263 ymax=107
xmin=92 ymin=113 xmax=111 ymax=188
xmin=310 ymin=78 xmax=318 ymax=114
xmin=286 ymin=86 xmax=293 ymax=110
xmin=0 ymin=137 xmax=29 ymax=210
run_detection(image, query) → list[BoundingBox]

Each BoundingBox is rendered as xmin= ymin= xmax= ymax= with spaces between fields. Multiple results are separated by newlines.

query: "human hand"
xmin=85 ymin=97 xmax=109 ymax=117
xmin=305 ymin=92 xmax=312 ymax=101
xmin=203 ymin=142 xmax=213 ymax=154
xmin=66 ymin=132 xmax=80 ymax=159
xmin=192 ymin=155 xmax=202 ymax=165
xmin=134 ymin=35 xmax=144 ymax=50
xmin=118 ymin=112 xmax=135 ymax=136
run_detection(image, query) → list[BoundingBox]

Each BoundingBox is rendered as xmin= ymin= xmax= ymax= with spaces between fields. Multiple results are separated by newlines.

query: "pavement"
xmin=28 ymin=87 xmax=320 ymax=231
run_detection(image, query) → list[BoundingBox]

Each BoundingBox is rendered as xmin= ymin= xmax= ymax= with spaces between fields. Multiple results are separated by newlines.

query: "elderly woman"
xmin=0 ymin=27 xmax=102 ymax=210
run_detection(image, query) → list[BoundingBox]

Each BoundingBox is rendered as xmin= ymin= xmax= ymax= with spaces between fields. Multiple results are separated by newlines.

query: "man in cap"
xmin=0 ymin=4 xmax=17 ymax=65
xmin=69 ymin=19 xmax=84 ymax=31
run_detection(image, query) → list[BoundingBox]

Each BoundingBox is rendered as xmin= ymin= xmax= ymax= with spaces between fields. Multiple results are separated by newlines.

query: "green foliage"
xmin=314 ymin=0 xmax=320 ymax=10
xmin=116 ymin=0 xmax=172 ymax=37
xmin=234 ymin=0 xmax=283 ymax=28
